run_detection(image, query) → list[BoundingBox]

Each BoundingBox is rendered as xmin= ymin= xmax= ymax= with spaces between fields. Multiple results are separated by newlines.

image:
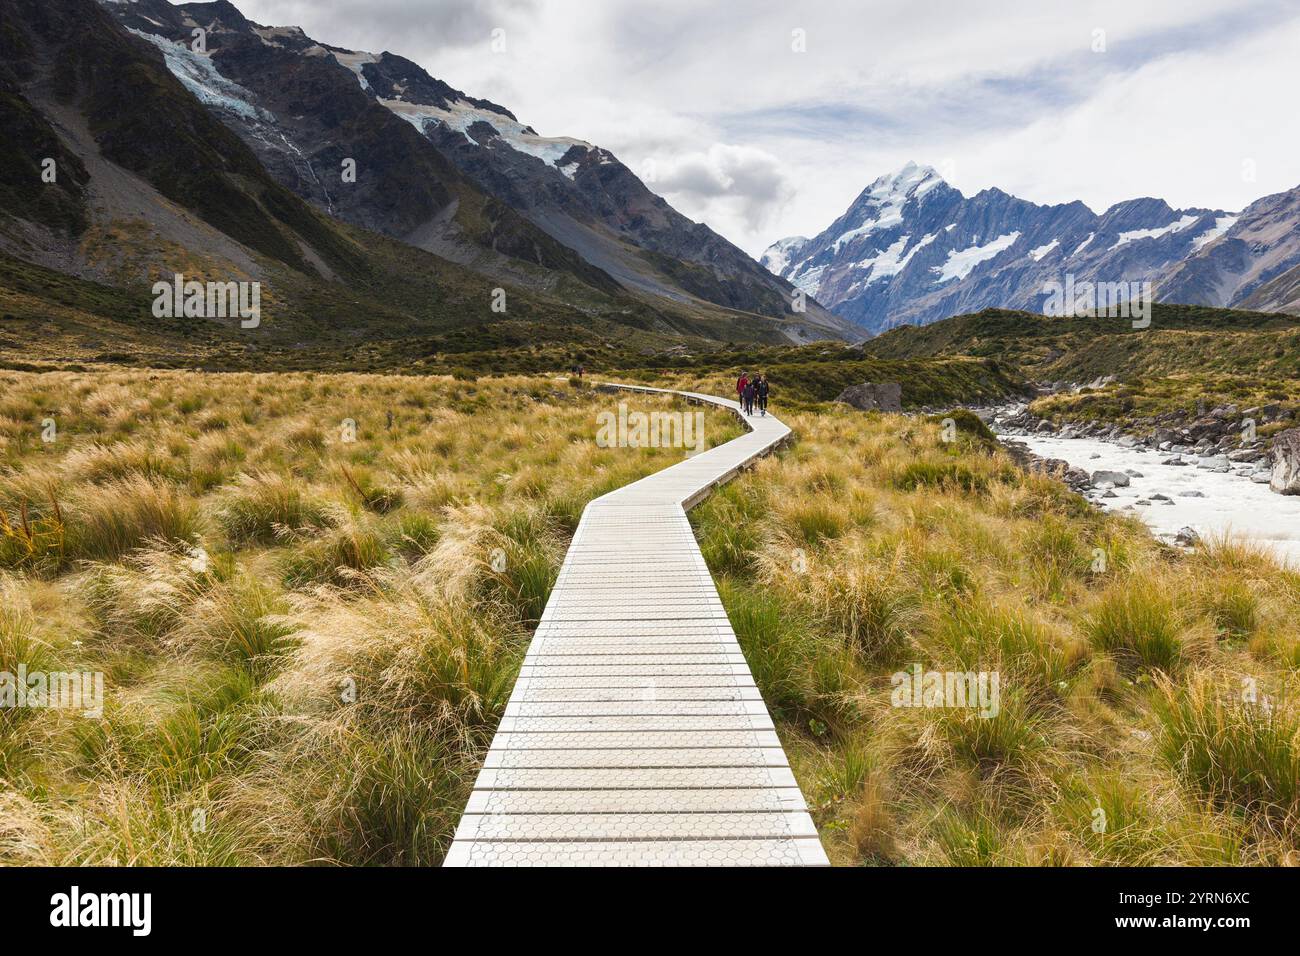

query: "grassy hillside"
xmin=0 ymin=239 xmax=811 ymax=374
xmin=1029 ymin=373 xmax=1300 ymax=438
xmin=863 ymin=305 xmax=1300 ymax=381
xmin=603 ymin=357 xmax=1022 ymax=411
xmin=857 ymin=304 xmax=1300 ymax=431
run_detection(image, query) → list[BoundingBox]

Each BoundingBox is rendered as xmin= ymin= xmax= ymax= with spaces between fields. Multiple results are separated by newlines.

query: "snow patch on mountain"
xmin=382 ymin=96 xmax=589 ymax=169
xmin=1110 ymin=214 xmax=1199 ymax=250
xmin=251 ymin=25 xmax=308 ymax=48
xmin=1028 ymin=239 xmax=1060 ymax=262
xmin=130 ymin=29 xmax=270 ymax=122
xmin=1191 ymin=215 xmax=1240 ymax=251
xmin=792 ymin=264 xmax=826 ymax=296
xmin=831 ymin=163 xmax=942 ymax=252
xmin=332 ymin=50 xmax=378 ymax=91
xmin=760 ymin=236 xmax=808 ymax=275
xmin=933 ymin=232 xmax=1020 ymax=283
xmin=862 ymin=233 xmax=936 ymax=282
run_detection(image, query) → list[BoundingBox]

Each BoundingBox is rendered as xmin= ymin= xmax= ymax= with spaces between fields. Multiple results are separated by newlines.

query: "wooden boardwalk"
xmin=443 ymin=385 xmax=828 ymax=866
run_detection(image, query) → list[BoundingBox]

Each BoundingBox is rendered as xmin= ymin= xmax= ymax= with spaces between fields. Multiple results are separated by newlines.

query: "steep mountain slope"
xmin=0 ymin=0 xmax=833 ymax=374
xmin=0 ymin=0 xmax=370 ymax=285
xmin=102 ymin=0 xmax=852 ymax=339
xmin=763 ymin=162 xmax=1237 ymax=335
xmin=1239 ymin=258 xmax=1300 ymax=314
xmin=98 ymin=0 xmax=617 ymax=296
xmin=1158 ymin=184 xmax=1300 ymax=314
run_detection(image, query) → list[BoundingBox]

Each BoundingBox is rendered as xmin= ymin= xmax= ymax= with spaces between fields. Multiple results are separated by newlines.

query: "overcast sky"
xmin=239 ymin=0 xmax=1300 ymax=257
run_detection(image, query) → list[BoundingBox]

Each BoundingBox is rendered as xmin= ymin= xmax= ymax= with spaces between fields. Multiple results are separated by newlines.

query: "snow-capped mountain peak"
xmin=864 ymin=161 xmax=945 ymax=202
xmin=759 ymin=236 xmax=810 ymax=275
xmin=760 ymin=165 xmax=1262 ymax=335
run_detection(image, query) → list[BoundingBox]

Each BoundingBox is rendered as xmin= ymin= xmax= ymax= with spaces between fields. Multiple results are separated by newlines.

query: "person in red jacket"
xmin=736 ymin=372 xmax=749 ymax=408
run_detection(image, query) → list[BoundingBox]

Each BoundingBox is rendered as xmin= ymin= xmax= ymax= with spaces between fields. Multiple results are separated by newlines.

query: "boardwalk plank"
xmin=444 ymin=386 xmax=828 ymax=867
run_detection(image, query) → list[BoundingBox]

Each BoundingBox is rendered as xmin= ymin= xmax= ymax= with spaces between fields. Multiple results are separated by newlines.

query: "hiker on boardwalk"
xmin=736 ymin=371 xmax=749 ymax=407
xmin=742 ymin=378 xmax=757 ymax=415
xmin=756 ymin=375 xmax=769 ymax=416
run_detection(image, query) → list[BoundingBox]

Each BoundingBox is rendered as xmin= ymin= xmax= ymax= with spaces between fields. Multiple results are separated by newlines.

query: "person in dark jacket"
xmin=742 ymin=379 xmax=757 ymax=415
xmin=756 ymin=375 xmax=769 ymax=416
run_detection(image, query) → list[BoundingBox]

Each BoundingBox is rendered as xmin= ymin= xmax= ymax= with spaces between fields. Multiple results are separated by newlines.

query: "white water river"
xmin=1017 ymin=434 xmax=1300 ymax=568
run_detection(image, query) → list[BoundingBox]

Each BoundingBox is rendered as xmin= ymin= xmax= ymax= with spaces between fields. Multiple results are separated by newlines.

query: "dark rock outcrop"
xmin=1270 ymin=428 xmax=1300 ymax=494
xmin=835 ymin=382 xmax=902 ymax=412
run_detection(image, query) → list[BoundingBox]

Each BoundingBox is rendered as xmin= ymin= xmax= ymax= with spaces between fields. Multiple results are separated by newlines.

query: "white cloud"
xmin=944 ymin=16 xmax=1300 ymax=216
xmin=651 ymin=144 xmax=795 ymax=234
xmin=236 ymin=0 xmax=1300 ymax=255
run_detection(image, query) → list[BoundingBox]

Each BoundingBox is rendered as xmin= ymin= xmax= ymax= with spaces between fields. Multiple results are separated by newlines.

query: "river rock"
xmin=1270 ymin=428 xmax=1300 ymax=494
xmin=1175 ymin=527 xmax=1201 ymax=546
xmin=1065 ymin=467 xmax=1092 ymax=487
xmin=1092 ymin=470 xmax=1130 ymax=487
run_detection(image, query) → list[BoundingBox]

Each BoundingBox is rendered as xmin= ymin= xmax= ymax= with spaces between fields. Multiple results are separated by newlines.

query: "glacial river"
xmin=1017 ymin=434 xmax=1300 ymax=568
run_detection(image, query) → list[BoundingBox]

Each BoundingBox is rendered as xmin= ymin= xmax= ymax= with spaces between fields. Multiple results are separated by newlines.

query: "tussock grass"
xmin=4 ymin=367 xmax=1295 ymax=866
xmin=83 ymin=545 xmax=223 ymax=647
xmin=689 ymin=404 xmax=1300 ymax=865
xmin=0 ymin=576 xmax=59 ymax=772
xmin=0 ymin=369 xmax=733 ymax=865
xmin=1082 ymin=579 xmax=1190 ymax=675
xmin=281 ymin=523 xmax=392 ymax=591
xmin=216 ymin=473 xmax=335 ymax=546
xmin=66 ymin=477 xmax=201 ymax=562
xmin=1154 ymin=675 xmax=1300 ymax=823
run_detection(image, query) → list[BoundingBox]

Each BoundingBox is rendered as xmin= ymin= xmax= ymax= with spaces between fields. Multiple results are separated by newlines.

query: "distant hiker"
xmin=736 ymin=372 xmax=749 ymax=408
xmin=743 ymin=379 xmax=757 ymax=416
xmin=756 ymin=375 xmax=769 ymax=416
xmin=578 ymin=364 xmax=585 ymax=379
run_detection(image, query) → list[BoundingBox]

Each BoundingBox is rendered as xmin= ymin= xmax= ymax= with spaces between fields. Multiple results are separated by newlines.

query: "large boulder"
xmin=835 ymin=382 xmax=902 ymax=412
xmin=1269 ymin=428 xmax=1300 ymax=494
xmin=1092 ymin=470 xmax=1130 ymax=487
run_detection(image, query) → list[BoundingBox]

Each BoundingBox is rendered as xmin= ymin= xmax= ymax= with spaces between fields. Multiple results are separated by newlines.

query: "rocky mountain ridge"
xmin=764 ymin=162 xmax=1300 ymax=335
